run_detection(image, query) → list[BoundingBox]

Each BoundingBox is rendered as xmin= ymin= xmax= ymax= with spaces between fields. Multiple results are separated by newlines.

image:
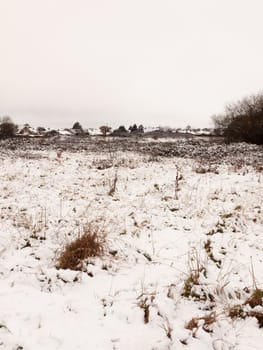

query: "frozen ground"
xmin=0 ymin=140 xmax=262 ymax=349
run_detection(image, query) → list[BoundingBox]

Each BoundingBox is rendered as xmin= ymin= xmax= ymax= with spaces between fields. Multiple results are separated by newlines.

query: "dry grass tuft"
xmin=228 ymin=289 xmax=263 ymax=328
xmin=228 ymin=304 xmax=245 ymax=320
xmin=57 ymin=226 xmax=106 ymax=271
xmin=181 ymin=250 xmax=207 ymax=299
xmin=244 ymin=288 xmax=263 ymax=308
xmin=108 ymin=171 xmax=118 ymax=196
xmin=138 ymin=297 xmax=150 ymax=324
xmin=185 ymin=317 xmax=199 ymax=332
xmin=249 ymin=311 xmax=263 ymax=328
xmin=185 ymin=312 xmax=217 ymax=336
xmin=204 ymin=239 xmax=221 ymax=267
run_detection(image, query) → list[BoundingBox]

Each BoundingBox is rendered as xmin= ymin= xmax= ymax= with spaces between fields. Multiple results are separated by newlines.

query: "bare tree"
xmin=100 ymin=125 xmax=112 ymax=137
xmin=186 ymin=125 xmax=192 ymax=133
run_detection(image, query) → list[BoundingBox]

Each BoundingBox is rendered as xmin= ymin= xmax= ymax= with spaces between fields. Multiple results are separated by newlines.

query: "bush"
xmin=72 ymin=121 xmax=85 ymax=136
xmin=212 ymin=92 xmax=263 ymax=144
xmin=111 ymin=125 xmax=128 ymax=137
xmin=0 ymin=117 xmax=16 ymax=139
xmin=57 ymin=226 xmax=106 ymax=271
xmin=72 ymin=121 xmax=82 ymax=130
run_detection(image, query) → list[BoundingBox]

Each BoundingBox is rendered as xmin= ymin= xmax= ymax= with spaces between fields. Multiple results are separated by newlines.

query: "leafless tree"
xmin=100 ymin=125 xmax=112 ymax=136
xmin=212 ymin=92 xmax=263 ymax=144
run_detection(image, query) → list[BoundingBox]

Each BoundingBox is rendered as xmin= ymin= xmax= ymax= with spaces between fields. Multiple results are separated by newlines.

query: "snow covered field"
xmin=0 ymin=141 xmax=262 ymax=349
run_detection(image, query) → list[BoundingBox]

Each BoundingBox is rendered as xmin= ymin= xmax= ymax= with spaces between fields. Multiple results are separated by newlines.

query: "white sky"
xmin=1 ymin=0 xmax=263 ymax=129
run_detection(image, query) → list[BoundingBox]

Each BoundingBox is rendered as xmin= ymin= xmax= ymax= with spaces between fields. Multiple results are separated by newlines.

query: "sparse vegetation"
xmin=0 ymin=137 xmax=262 ymax=349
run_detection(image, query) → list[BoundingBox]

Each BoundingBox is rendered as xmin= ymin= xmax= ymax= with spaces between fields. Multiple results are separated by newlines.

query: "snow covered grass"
xmin=0 ymin=145 xmax=262 ymax=349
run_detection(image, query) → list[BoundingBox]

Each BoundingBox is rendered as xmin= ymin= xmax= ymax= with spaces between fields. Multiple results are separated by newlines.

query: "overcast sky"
xmin=1 ymin=0 xmax=263 ymax=129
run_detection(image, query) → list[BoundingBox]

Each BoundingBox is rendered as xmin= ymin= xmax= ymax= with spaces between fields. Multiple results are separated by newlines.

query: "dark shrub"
xmin=212 ymin=92 xmax=263 ymax=144
xmin=0 ymin=117 xmax=16 ymax=138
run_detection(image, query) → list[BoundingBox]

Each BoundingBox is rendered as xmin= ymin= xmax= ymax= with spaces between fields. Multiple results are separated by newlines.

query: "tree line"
xmin=1 ymin=91 xmax=263 ymax=144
